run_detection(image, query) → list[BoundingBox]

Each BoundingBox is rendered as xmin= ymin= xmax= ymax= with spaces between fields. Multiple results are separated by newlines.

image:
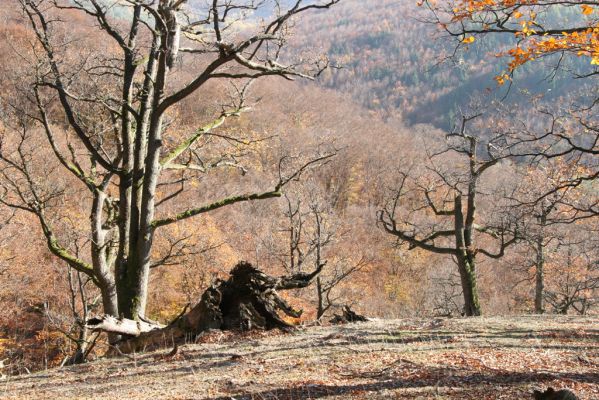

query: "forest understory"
xmin=1 ymin=316 xmax=597 ymax=400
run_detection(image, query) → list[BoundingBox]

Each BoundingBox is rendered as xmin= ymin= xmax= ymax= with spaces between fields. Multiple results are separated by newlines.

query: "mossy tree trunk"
xmin=378 ymin=115 xmax=518 ymax=317
xmin=456 ymin=255 xmax=481 ymax=317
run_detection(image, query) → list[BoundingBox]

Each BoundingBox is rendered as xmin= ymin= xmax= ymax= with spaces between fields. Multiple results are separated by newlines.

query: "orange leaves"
xmin=494 ymin=74 xmax=510 ymax=85
xmin=581 ymin=4 xmax=594 ymax=15
xmin=438 ymin=0 xmax=599 ymax=81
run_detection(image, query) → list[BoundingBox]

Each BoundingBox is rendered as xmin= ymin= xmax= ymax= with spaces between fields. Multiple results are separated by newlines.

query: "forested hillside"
xmin=297 ymin=0 xmax=586 ymax=128
xmin=0 ymin=0 xmax=596 ymax=388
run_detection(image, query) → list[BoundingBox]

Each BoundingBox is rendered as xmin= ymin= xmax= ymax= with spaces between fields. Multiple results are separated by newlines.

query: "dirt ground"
xmin=1 ymin=315 xmax=597 ymax=399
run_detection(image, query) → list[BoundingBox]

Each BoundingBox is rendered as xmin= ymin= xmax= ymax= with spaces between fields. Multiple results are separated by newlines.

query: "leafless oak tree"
xmin=378 ymin=115 xmax=518 ymax=316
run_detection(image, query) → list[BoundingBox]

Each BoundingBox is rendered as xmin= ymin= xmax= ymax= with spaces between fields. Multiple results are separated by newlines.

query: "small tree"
xmin=275 ymin=192 xmax=365 ymax=320
xmin=43 ymin=265 xmax=102 ymax=366
xmin=378 ymin=115 xmax=518 ymax=316
xmin=544 ymin=235 xmax=599 ymax=315
xmin=506 ymin=161 xmax=584 ymax=314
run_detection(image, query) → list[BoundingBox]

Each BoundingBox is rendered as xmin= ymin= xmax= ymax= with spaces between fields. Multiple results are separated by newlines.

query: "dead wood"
xmin=86 ymin=315 xmax=164 ymax=337
xmin=329 ymin=305 xmax=368 ymax=324
xmin=87 ymin=261 xmax=323 ymax=354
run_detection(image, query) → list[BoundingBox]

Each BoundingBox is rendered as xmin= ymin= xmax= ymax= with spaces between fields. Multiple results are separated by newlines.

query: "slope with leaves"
xmin=1 ymin=316 xmax=597 ymax=399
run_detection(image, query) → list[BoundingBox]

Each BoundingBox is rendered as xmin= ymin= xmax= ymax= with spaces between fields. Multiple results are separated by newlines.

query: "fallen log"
xmin=86 ymin=315 xmax=164 ymax=337
xmin=87 ymin=261 xmax=324 ymax=354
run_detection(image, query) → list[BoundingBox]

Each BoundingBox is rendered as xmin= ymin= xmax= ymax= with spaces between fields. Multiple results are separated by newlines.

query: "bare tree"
xmin=0 ymin=0 xmax=340 ymax=323
xmin=277 ymin=191 xmax=365 ymax=320
xmin=497 ymin=104 xmax=598 ymax=221
xmin=505 ymin=163 xmax=578 ymax=314
xmin=43 ymin=265 xmax=102 ymax=366
xmin=431 ymin=268 xmax=465 ymax=317
xmin=378 ymin=115 xmax=518 ymax=316
xmin=544 ymin=237 xmax=599 ymax=315
xmin=488 ymin=102 xmax=599 ymax=312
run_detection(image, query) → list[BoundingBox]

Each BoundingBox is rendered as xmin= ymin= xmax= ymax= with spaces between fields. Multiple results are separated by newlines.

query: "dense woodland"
xmin=0 ymin=0 xmax=596 ymax=378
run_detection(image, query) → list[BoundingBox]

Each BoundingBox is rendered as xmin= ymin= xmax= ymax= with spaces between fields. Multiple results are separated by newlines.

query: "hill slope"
xmin=297 ymin=0 xmax=585 ymax=129
xmin=2 ymin=316 xmax=598 ymax=399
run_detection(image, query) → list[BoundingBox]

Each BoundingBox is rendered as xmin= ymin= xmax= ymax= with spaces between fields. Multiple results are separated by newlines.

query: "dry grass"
xmin=1 ymin=315 xmax=598 ymax=399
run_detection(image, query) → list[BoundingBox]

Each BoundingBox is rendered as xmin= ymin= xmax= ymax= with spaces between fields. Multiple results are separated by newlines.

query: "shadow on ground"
xmin=205 ymin=368 xmax=599 ymax=400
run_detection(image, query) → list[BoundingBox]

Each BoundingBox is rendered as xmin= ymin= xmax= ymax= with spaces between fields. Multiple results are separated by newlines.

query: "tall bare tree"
xmin=0 ymin=0 xmax=339 ymax=322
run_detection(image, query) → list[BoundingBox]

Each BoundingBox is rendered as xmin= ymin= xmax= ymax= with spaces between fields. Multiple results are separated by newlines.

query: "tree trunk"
xmin=316 ymin=277 xmax=325 ymax=320
xmin=454 ymin=195 xmax=482 ymax=317
xmin=88 ymin=261 xmax=323 ymax=354
xmin=457 ymin=256 xmax=481 ymax=317
xmin=90 ymin=189 xmax=119 ymax=318
xmin=534 ymin=236 xmax=545 ymax=314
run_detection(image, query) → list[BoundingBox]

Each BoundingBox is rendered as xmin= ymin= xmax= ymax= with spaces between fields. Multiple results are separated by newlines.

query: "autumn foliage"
xmin=424 ymin=0 xmax=599 ymax=83
xmin=0 ymin=0 xmax=596 ymax=378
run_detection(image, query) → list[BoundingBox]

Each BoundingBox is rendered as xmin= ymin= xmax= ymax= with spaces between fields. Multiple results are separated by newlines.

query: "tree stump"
xmin=329 ymin=305 xmax=368 ymax=324
xmin=88 ymin=261 xmax=323 ymax=354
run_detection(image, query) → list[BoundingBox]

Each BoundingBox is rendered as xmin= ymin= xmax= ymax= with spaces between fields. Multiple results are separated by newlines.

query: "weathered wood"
xmin=329 ymin=306 xmax=368 ymax=324
xmin=86 ymin=315 xmax=164 ymax=337
xmin=89 ymin=261 xmax=323 ymax=354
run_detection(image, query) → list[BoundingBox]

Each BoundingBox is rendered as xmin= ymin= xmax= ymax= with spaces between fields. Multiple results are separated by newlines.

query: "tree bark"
xmin=456 ymin=256 xmax=481 ymax=316
xmin=316 ymin=277 xmax=326 ymax=319
xmin=454 ymin=195 xmax=482 ymax=317
xmin=86 ymin=315 xmax=164 ymax=337
xmin=534 ymin=235 xmax=545 ymax=314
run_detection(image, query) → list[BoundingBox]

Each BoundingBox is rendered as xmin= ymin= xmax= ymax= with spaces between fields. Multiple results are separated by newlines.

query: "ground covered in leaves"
xmin=1 ymin=316 xmax=598 ymax=399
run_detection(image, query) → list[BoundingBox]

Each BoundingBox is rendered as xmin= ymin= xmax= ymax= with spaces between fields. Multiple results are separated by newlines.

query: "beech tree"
xmin=0 ymin=0 xmax=339 ymax=322
xmin=423 ymin=0 xmax=599 ymax=77
xmin=378 ymin=116 xmax=518 ymax=316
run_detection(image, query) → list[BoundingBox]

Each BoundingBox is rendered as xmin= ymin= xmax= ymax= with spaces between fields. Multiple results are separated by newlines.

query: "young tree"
xmin=1 ymin=0 xmax=339 ymax=322
xmin=277 ymin=193 xmax=366 ymax=320
xmin=378 ymin=115 xmax=518 ymax=316
xmin=504 ymin=149 xmax=597 ymax=314
xmin=544 ymin=237 xmax=599 ymax=315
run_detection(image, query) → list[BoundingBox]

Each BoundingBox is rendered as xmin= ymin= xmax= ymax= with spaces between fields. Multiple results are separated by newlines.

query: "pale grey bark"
xmin=6 ymin=0 xmax=339 ymax=322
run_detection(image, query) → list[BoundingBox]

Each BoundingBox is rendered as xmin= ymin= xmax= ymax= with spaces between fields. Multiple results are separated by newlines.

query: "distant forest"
xmin=296 ymin=0 xmax=587 ymax=128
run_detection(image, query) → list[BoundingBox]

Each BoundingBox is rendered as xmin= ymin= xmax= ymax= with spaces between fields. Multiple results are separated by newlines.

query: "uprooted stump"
xmin=329 ymin=305 xmax=369 ymax=324
xmin=87 ymin=261 xmax=324 ymax=354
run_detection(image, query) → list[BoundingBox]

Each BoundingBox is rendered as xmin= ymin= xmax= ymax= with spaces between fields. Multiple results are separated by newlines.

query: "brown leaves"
xmin=2 ymin=317 xmax=599 ymax=399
